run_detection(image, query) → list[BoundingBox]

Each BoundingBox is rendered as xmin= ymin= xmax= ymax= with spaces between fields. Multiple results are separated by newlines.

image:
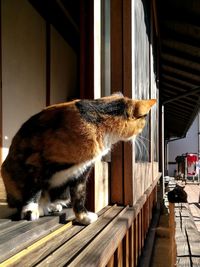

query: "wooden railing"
xmin=0 ymin=175 xmax=160 ymax=267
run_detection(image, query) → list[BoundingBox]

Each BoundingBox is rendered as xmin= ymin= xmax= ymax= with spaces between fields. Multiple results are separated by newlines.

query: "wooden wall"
xmin=109 ymin=0 xmax=159 ymax=207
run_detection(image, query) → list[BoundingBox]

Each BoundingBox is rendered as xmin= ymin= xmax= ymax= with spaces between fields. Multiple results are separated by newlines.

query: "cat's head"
xmin=76 ymin=93 xmax=156 ymax=142
xmin=122 ymin=97 xmax=156 ymax=140
xmin=100 ymin=93 xmax=156 ymax=141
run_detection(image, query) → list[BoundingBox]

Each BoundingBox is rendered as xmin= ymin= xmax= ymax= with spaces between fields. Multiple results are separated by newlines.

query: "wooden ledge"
xmin=0 ymin=178 xmax=160 ymax=266
xmin=169 ymin=202 xmax=200 ymax=266
xmin=0 ymin=205 xmax=137 ymax=266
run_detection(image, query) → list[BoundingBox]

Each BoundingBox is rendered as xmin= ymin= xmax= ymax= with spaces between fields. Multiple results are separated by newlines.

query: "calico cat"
xmin=1 ymin=93 xmax=156 ymax=225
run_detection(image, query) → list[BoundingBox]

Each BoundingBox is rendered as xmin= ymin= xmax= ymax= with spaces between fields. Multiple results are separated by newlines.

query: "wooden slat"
xmin=67 ymin=206 xmax=135 ymax=267
xmin=123 ymin=231 xmax=129 ymax=267
xmin=173 ymin=203 xmax=200 ymax=266
xmin=134 ymin=216 xmax=138 ymax=266
xmin=129 ymin=223 xmax=134 ymax=267
xmin=0 ymin=216 xmax=61 ymax=262
xmin=107 ymin=254 xmax=114 ymax=267
xmin=0 ymin=219 xmax=11 ymax=226
xmin=1 ymin=222 xmax=75 ymax=267
xmin=1 ymin=206 xmax=112 ymax=267
xmin=0 ymin=221 xmax=28 ymax=236
xmin=117 ymin=242 xmax=123 ymax=267
xmin=36 ymin=206 xmax=124 ymax=266
xmin=0 ymin=181 xmax=159 ymax=266
xmin=138 ymin=202 xmax=160 ymax=267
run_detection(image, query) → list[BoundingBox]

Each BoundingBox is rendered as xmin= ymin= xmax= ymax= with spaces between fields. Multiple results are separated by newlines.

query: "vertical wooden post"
xmin=123 ymin=231 xmax=130 ymax=267
xmin=110 ymin=0 xmax=123 ymax=204
xmin=110 ymin=0 xmax=133 ymax=206
xmin=129 ymin=223 xmax=134 ymax=266
xmin=80 ymin=0 xmax=95 ymax=212
xmin=123 ymin=0 xmax=133 ymax=205
xmin=134 ymin=217 xmax=138 ymax=266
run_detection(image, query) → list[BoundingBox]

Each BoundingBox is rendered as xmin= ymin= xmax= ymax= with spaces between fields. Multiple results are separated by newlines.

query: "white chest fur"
xmin=49 ymin=147 xmax=110 ymax=188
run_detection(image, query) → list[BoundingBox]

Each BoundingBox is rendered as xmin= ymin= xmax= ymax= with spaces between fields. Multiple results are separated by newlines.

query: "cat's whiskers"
xmin=135 ymin=135 xmax=149 ymax=160
xmin=134 ymin=138 xmax=143 ymax=160
xmin=139 ymin=135 xmax=150 ymax=142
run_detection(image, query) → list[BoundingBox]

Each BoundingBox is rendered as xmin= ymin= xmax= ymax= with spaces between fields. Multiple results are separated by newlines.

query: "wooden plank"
xmin=134 ymin=217 xmax=138 ymax=266
xmin=123 ymin=231 xmax=129 ymax=267
xmin=173 ymin=202 xmax=200 ymax=267
xmin=129 ymin=223 xmax=134 ymax=267
xmin=36 ymin=206 xmax=124 ymax=266
xmin=117 ymin=242 xmax=123 ymax=267
xmin=0 ymin=203 xmax=17 ymax=219
xmin=67 ymin=206 xmax=135 ymax=267
xmin=138 ymin=204 xmax=160 ymax=267
xmin=110 ymin=0 xmax=123 ymax=205
xmin=138 ymin=212 xmax=142 ymax=257
xmin=0 ymin=219 xmax=11 ymax=226
xmin=107 ymin=254 xmax=114 ymax=267
xmin=1 ymin=206 xmax=112 ymax=267
xmin=1 ymin=222 xmax=75 ymax=267
xmin=144 ymin=173 xmax=161 ymax=198
xmin=0 ymin=221 xmax=28 ymax=236
xmin=0 ymin=216 xmax=61 ymax=262
xmin=110 ymin=143 xmax=124 ymax=204
xmin=133 ymin=194 xmax=147 ymax=217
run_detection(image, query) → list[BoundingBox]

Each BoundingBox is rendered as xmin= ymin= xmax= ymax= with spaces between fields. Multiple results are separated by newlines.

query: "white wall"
xmin=1 ymin=1 xmax=78 ymax=200
xmin=50 ymin=26 xmax=77 ymax=104
xmin=167 ymin=114 xmax=199 ymax=176
xmin=1 ymin=0 xmax=46 ymax=159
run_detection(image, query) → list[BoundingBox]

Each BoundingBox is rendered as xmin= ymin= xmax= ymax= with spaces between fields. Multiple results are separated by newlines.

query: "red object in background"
xmin=187 ymin=154 xmax=198 ymax=163
xmin=187 ymin=154 xmax=198 ymax=175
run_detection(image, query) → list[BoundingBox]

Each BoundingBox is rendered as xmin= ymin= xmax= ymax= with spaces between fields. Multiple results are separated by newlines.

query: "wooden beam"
xmin=161 ymin=64 xmax=200 ymax=84
xmin=161 ymin=20 xmax=200 ymax=42
xmin=161 ymin=53 xmax=200 ymax=73
xmin=161 ymin=74 xmax=197 ymax=90
xmin=163 ymin=85 xmax=200 ymax=105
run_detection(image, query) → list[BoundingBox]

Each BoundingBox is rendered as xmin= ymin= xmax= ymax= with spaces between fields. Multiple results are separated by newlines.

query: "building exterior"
xmin=0 ymin=0 xmax=200 ymax=265
xmin=167 ymin=113 xmax=200 ymax=177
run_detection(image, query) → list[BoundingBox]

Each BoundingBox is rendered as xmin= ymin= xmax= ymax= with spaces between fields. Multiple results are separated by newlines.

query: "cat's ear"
xmin=134 ymin=99 xmax=156 ymax=118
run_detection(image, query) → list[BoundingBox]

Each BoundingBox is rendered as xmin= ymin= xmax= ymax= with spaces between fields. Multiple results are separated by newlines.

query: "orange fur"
xmin=1 ymin=94 xmax=156 ymax=221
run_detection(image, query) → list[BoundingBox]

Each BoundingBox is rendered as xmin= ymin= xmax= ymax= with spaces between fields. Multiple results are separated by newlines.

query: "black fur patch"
xmin=17 ymin=110 xmax=64 ymax=138
xmin=49 ymin=184 xmax=70 ymax=202
xmin=76 ymin=99 xmax=127 ymax=124
xmin=49 ymin=166 xmax=92 ymax=205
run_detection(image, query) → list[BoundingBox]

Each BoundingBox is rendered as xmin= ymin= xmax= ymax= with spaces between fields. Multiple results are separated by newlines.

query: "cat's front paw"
xmin=48 ymin=203 xmax=63 ymax=213
xmin=21 ymin=203 xmax=39 ymax=221
xmin=76 ymin=211 xmax=98 ymax=225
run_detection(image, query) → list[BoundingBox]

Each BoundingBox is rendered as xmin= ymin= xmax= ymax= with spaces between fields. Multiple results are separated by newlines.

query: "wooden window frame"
xmin=110 ymin=0 xmax=133 ymax=205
